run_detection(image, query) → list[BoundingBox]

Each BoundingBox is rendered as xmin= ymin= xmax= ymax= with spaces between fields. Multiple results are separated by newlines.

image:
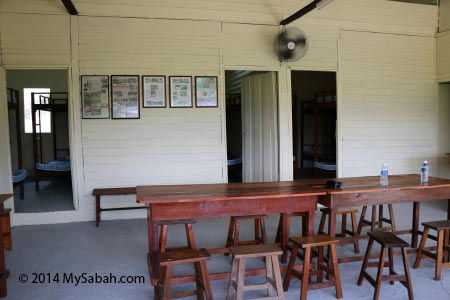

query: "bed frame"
xmin=31 ymin=92 xmax=70 ymax=191
xmin=7 ymin=88 xmax=26 ymax=199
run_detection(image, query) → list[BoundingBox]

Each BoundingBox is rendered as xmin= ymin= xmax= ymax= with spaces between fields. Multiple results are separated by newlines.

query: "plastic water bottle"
xmin=380 ymin=163 xmax=388 ymax=187
xmin=421 ymin=161 xmax=429 ymax=183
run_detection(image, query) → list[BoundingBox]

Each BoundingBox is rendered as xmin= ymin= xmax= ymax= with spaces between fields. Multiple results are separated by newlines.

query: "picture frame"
xmin=81 ymin=75 xmax=110 ymax=119
xmin=169 ymin=76 xmax=192 ymax=108
xmin=111 ymin=75 xmax=140 ymax=119
xmin=195 ymin=76 xmax=218 ymax=107
xmin=142 ymin=75 xmax=166 ymax=108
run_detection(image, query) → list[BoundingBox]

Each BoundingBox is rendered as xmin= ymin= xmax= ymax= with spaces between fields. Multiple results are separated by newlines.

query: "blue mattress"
xmin=36 ymin=160 xmax=71 ymax=172
xmin=227 ymin=157 xmax=242 ymax=166
xmin=313 ymin=161 xmax=336 ymax=171
xmin=12 ymin=169 xmax=27 ymax=183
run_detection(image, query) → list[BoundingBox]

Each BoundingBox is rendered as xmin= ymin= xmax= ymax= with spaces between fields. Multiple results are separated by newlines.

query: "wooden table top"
xmin=310 ymin=174 xmax=450 ymax=195
xmin=137 ymin=181 xmax=326 ymax=204
xmin=0 ymin=194 xmax=13 ymax=203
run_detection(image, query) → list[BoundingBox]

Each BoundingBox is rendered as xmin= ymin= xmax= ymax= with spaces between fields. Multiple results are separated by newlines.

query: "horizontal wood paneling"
xmin=339 ymin=30 xmax=436 ymax=177
xmin=0 ymin=13 xmax=71 ymax=66
xmin=0 ymin=0 xmax=66 ymax=14
xmin=440 ymin=0 xmax=450 ymax=32
xmin=437 ymin=32 xmax=450 ymax=82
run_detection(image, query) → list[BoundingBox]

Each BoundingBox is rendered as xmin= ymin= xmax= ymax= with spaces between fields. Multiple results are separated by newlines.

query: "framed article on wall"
xmin=81 ymin=75 xmax=110 ymax=119
xmin=169 ymin=76 xmax=192 ymax=108
xmin=111 ymin=75 xmax=140 ymax=119
xmin=142 ymin=75 xmax=166 ymax=108
xmin=195 ymin=76 xmax=218 ymax=107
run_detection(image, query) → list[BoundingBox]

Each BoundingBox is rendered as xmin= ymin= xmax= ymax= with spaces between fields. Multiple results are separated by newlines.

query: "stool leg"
xmin=163 ymin=264 xmax=173 ymax=300
xmin=275 ymin=214 xmax=283 ymax=243
xmin=317 ymin=245 xmax=324 ymax=283
xmin=371 ymin=205 xmax=377 ymax=232
xmin=388 ymin=247 xmax=394 ymax=285
xmin=350 ymin=212 xmax=360 ymax=253
xmin=255 ymin=219 xmax=261 ymax=242
xmin=444 ymin=229 xmax=450 ymax=263
xmin=236 ymin=258 xmax=246 ymax=300
xmin=318 ymin=211 xmax=327 ymax=234
xmin=227 ymin=257 xmax=239 ymax=300
xmin=374 ymin=246 xmax=387 ymax=300
xmin=413 ymin=226 xmax=429 ymax=269
xmin=329 ymin=244 xmax=343 ymax=299
xmin=283 ymin=245 xmax=299 ymax=291
xmin=401 ymin=247 xmax=414 ymax=300
xmin=300 ymin=247 xmax=311 ymax=300
xmin=341 ymin=213 xmax=347 ymax=236
xmin=260 ymin=218 xmax=267 ymax=244
xmin=200 ymin=260 xmax=213 ymax=300
xmin=271 ymin=254 xmax=286 ymax=300
xmin=388 ymin=204 xmax=396 ymax=232
xmin=234 ymin=220 xmax=241 ymax=247
xmin=265 ymin=255 xmax=276 ymax=297
xmin=160 ymin=225 xmax=168 ymax=253
xmin=378 ymin=205 xmax=384 ymax=230
xmin=358 ymin=237 xmax=374 ymax=285
xmin=194 ymin=261 xmax=204 ymax=300
xmin=186 ymin=223 xmax=197 ymax=249
xmin=358 ymin=206 xmax=368 ymax=234
xmin=225 ymin=217 xmax=235 ymax=255
xmin=436 ymin=229 xmax=444 ymax=281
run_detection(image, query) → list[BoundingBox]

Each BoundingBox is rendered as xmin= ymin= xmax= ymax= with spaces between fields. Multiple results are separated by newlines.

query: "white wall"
xmin=440 ymin=0 xmax=450 ymax=32
xmin=0 ymin=0 xmax=442 ymax=223
xmin=6 ymin=69 xmax=69 ymax=175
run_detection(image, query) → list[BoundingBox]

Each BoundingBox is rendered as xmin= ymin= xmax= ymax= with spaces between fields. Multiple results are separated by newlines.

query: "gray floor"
xmin=6 ymin=200 xmax=450 ymax=300
xmin=13 ymin=177 xmax=75 ymax=213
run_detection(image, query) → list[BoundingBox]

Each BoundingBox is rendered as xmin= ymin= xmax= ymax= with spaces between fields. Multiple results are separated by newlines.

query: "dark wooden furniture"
xmin=227 ymin=244 xmax=285 ymax=300
xmin=31 ymin=92 xmax=70 ymax=191
xmin=156 ymin=248 xmax=213 ymax=300
xmin=358 ymin=232 xmax=413 ymax=300
xmin=7 ymin=88 xmax=25 ymax=199
xmin=225 ymin=215 xmax=267 ymax=252
xmin=357 ymin=204 xmax=396 ymax=234
xmin=283 ymin=235 xmax=342 ymax=300
xmin=136 ymin=181 xmax=323 ymax=287
xmin=92 ymin=187 xmax=144 ymax=227
xmin=318 ymin=208 xmax=360 ymax=253
xmin=0 ymin=194 xmax=13 ymax=298
xmin=413 ymin=220 xmax=450 ymax=280
xmin=315 ymin=174 xmax=450 ymax=263
xmin=158 ymin=219 xmax=197 ymax=253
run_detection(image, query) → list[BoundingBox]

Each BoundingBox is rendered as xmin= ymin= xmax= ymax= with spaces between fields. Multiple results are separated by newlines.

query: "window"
xmin=24 ymin=88 xmax=51 ymax=134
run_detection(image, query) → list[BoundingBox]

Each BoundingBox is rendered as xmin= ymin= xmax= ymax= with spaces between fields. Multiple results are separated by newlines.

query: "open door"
xmin=0 ymin=66 xmax=13 ymax=196
xmin=241 ymin=72 xmax=279 ymax=182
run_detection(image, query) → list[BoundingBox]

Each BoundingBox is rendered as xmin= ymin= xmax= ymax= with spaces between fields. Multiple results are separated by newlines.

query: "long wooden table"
xmin=136 ymin=181 xmax=325 ymax=286
xmin=316 ymin=175 xmax=450 ymax=254
xmin=0 ymin=194 xmax=12 ymax=298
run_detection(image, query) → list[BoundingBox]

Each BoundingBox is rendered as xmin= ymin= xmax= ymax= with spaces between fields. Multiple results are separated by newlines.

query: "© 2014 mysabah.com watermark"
xmin=18 ymin=273 xmax=146 ymax=286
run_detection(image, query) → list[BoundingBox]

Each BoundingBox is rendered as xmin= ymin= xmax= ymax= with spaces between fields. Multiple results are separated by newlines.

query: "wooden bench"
xmin=92 ymin=187 xmax=145 ymax=227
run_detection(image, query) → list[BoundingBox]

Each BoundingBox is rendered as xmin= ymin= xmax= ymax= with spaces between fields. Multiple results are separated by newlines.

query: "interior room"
xmin=292 ymin=71 xmax=337 ymax=179
xmin=6 ymin=69 xmax=73 ymax=213
xmin=1 ymin=1 xmax=450 ymax=300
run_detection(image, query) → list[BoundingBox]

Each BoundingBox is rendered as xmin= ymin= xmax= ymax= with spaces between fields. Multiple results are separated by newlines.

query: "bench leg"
xmin=96 ymin=195 xmax=100 ymax=227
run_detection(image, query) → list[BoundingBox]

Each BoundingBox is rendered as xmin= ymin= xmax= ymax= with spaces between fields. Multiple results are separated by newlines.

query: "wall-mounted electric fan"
xmin=273 ymin=27 xmax=308 ymax=62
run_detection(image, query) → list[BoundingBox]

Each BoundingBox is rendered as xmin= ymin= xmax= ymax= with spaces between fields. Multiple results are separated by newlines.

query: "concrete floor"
xmin=6 ymin=200 xmax=450 ymax=300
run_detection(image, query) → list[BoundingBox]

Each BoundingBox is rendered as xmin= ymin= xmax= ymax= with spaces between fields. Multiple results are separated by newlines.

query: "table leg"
xmin=147 ymin=206 xmax=159 ymax=286
xmin=447 ymin=199 xmax=450 ymax=220
xmin=281 ymin=213 xmax=289 ymax=263
xmin=305 ymin=211 xmax=315 ymax=236
xmin=327 ymin=208 xmax=337 ymax=239
xmin=412 ymin=202 xmax=420 ymax=248
xmin=0 ymin=204 xmax=7 ymax=297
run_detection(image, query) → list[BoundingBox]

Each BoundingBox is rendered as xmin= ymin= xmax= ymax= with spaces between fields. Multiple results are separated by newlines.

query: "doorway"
xmin=6 ymin=69 xmax=74 ymax=213
xmin=225 ymin=70 xmax=279 ymax=183
xmin=292 ymin=71 xmax=337 ymax=179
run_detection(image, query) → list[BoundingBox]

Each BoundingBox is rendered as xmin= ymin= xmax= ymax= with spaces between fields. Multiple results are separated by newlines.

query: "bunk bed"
xmin=31 ymin=92 xmax=70 ymax=191
xmin=300 ymin=90 xmax=337 ymax=177
xmin=7 ymin=88 xmax=26 ymax=199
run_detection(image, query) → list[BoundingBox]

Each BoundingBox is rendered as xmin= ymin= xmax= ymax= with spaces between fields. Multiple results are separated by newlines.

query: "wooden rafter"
xmin=61 ymin=0 xmax=78 ymax=15
xmin=280 ymin=0 xmax=333 ymax=25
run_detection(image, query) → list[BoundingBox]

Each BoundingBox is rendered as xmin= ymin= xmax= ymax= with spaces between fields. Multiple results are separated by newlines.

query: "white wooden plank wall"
xmin=0 ymin=13 xmax=71 ymax=66
xmin=78 ymin=17 xmax=223 ymax=219
xmin=339 ymin=31 xmax=436 ymax=177
xmin=437 ymin=32 xmax=450 ymax=82
xmin=440 ymin=0 xmax=450 ymax=32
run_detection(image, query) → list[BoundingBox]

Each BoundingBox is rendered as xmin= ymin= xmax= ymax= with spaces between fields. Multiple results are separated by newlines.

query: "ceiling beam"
xmin=61 ymin=0 xmax=78 ymax=15
xmin=280 ymin=0 xmax=333 ymax=25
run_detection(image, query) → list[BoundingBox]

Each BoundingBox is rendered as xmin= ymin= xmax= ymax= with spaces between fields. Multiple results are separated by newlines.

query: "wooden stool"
xmin=225 ymin=215 xmax=268 ymax=253
xmin=414 ymin=220 xmax=450 ymax=280
xmin=318 ymin=208 xmax=360 ymax=253
xmin=357 ymin=232 xmax=413 ymax=300
xmin=357 ymin=205 xmax=396 ymax=234
xmin=283 ymin=235 xmax=342 ymax=300
xmin=226 ymin=244 xmax=285 ymax=300
xmin=156 ymin=248 xmax=213 ymax=300
xmin=158 ymin=219 xmax=197 ymax=253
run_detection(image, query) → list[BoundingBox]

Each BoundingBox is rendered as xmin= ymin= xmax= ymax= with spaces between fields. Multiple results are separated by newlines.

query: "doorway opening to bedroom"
xmin=292 ymin=70 xmax=337 ymax=180
xmin=6 ymin=69 xmax=74 ymax=213
xmin=225 ymin=70 xmax=279 ymax=183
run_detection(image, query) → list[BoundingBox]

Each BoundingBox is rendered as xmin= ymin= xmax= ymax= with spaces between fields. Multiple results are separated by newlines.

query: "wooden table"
xmin=316 ymin=174 xmax=450 ymax=259
xmin=136 ymin=181 xmax=325 ymax=286
xmin=0 ymin=194 xmax=12 ymax=298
